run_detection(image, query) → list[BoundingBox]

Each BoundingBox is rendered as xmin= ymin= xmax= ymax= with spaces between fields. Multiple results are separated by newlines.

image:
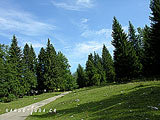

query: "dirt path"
xmin=0 ymin=91 xmax=71 ymax=120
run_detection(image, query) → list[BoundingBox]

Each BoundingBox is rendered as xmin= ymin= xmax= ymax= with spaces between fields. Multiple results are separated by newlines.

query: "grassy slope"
xmin=0 ymin=92 xmax=61 ymax=115
xmin=27 ymin=81 xmax=160 ymax=120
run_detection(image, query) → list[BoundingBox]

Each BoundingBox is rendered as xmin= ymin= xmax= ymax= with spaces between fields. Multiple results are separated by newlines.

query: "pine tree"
xmin=85 ymin=53 xmax=97 ymax=86
xmin=128 ymin=22 xmax=143 ymax=76
xmin=93 ymin=52 xmax=106 ymax=85
xmin=102 ymin=45 xmax=115 ymax=82
xmin=57 ymin=52 xmax=77 ymax=90
xmin=36 ymin=47 xmax=46 ymax=92
xmin=29 ymin=45 xmax=37 ymax=73
xmin=76 ymin=64 xmax=86 ymax=88
xmin=0 ymin=44 xmax=8 ymax=100
xmin=112 ymin=17 xmax=142 ymax=82
xmin=23 ymin=44 xmax=30 ymax=68
xmin=22 ymin=44 xmax=37 ymax=95
xmin=128 ymin=21 xmax=141 ymax=55
xmin=8 ymin=35 xmax=24 ymax=97
xmin=148 ymin=0 xmax=160 ymax=76
xmin=0 ymin=44 xmax=17 ymax=102
xmin=44 ymin=39 xmax=60 ymax=91
xmin=142 ymin=25 xmax=153 ymax=76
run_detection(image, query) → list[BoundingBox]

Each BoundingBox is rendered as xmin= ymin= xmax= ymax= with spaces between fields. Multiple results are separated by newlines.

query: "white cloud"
xmin=76 ymin=41 xmax=102 ymax=54
xmin=69 ymin=40 xmax=113 ymax=59
xmin=0 ymin=8 xmax=55 ymax=37
xmin=81 ymin=28 xmax=112 ymax=39
xmin=81 ymin=18 xmax=89 ymax=24
xmin=51 ymin=0 xmax=94 ymax=11
xmin=76 ymin=0 xmax=93 ymax=8
xmin=26 ymin=42 xmax=45 ymax=48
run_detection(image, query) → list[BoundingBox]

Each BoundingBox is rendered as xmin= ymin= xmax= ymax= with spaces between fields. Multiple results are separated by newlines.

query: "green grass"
xmin=0 ymin=92 xmax=61 ymax=115
xmin=27 ymin=81 xmax=160 ymax=120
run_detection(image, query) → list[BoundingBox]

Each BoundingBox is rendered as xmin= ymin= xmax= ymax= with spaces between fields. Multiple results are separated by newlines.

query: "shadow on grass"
xmin=30 ymin=86 xmax=160 ymax=120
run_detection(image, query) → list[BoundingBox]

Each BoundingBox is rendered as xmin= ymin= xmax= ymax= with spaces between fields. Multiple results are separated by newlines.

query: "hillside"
xmin=27 ymin=81 xmax=160 ymax=120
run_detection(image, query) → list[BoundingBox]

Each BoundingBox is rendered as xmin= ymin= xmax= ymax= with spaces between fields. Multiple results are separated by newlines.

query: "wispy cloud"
xmin=81 ymin=28 xmax=112 ymax=39
xmin=22 ymin=41 xmax=45 ymax=48
xmin=67 ymin=40 xmax=113 ymax=71
xmin=0 ymin=8 xmax=55 ymax=37
xmin=76 ymin=41 xmax=102 ymax=55
xmin=81 ymin=18 xmax=89 ymax=24
xmin=51 ymin=0 xmax=94 ymax=11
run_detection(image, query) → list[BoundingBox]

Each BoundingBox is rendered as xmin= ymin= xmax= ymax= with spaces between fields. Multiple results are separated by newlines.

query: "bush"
xmin=1 ymin=94 xmax=16 ymax=102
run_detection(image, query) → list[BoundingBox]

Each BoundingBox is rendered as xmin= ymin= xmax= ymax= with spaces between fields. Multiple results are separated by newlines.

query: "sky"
xmin=0 ymin=0 xmax=151 ymax=73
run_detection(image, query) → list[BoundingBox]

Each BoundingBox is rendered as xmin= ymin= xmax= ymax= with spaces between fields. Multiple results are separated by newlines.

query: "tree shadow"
xmin=29 ymin=86 xmax=160 ymax=120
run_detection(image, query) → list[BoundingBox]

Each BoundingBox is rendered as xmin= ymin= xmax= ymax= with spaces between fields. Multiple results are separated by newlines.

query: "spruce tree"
xmin=57 ymin=52 xmax=77 ymax=90
xmin=8 ymin=35 xmax=24 ymax=97
xmin=142 ymin=25 xmax=153 ymax=76
xmin=85 ymin=53 xmax=97 ymax=86
xmin=102 ymin=45 xmax=115 ymax=82
xmin=112 ymin=17 xmax=142 ymax=81
xmin=29 ymin=45 xmax=37 ymax=73
xmin=37 ymin=47 xmax=46 ymax=92
xmin=44 ymin=39 xmax=60 ymax=91
xmin=76 ymin=64 xmax=86 ymax=88
xmin=0 ymin=44 xmax=8 ymax=100
xmin=128 ymin=21 xmax=141 ymax=55
xmin=148 ymin=0 xmax=160 ymax=76
xmin=93 ymin=52 xmax=106 ymax=85
xmin=0 ymin=44 xmax=17 ymax=102
xmin=22 ymin=44 xmax=37 ymax=94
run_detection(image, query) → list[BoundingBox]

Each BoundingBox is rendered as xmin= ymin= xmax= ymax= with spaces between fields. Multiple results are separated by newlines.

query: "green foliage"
xmin=0 ymin=44 xmax=10 ymax=100
xmin=8 ymin=35 xmax=24 ymax=97
xmin=128 ymin=21 xmax=143 ymax=60
xmin=57 ymin=52 xmax=77 ymax=91
xmin=141 ymin=26 xmax=153 ymax=76
xmin=37 ymin=47 xmax=46 ymax=92
xmin=37 ymin=40 xmax=77 ymax=92
xmin=102 ymin=45 xmax=115 ymax=82
xmin=43 ymin=39 xmax=60 ymax=91
xmin=112 ymin=17 xmax=142 ymax=82
xmin=85 ymin=52 xmax=107 ymax=86
xmin=1 ymin=36 xmax=74 ymax=102
xmin=76 ymin=64 xmax=87 ymax=88
xmin=91 ymin=73 xmax=101 ymax=86
xmin=93 ymin=52 xmax=106 ymax=85
xmin=23 ymin=43 xmax=37 ymax=95
xmin=146 ymin=0 xmax=160 ymax=76
xmin=86 ymin=53 xmax=97 ymax=86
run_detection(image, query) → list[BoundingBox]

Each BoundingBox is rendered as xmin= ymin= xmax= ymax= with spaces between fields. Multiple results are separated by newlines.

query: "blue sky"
xmin=0 ymin=0 xmax=150 ymax=73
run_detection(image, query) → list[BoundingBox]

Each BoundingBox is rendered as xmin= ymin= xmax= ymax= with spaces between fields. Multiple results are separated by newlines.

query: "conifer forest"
xmin=0 ymin=0 xmax=160 ymax=103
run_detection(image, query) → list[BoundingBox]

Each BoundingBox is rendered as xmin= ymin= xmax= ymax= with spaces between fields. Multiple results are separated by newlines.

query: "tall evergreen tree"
xmin=128 ymin=21 xmax=141 ymax=55
xmin=93 ymin=52 xmax=106 ymax=85
xmin=57 ymin=52 xmax=77 ymax=90
xmin=8 ymin=35 xmax=24 ymax=97
xmin=86 ymin=53 xmax=96 ymax=86
xmin=29 ymin=45 xmax=37 ymax=73
xmin=102 ymin=45 xmax=115 ymax=82
xmin=112 ymin=17 xmax=142 ymax=81
xmin=44 ymin=39 xmax=60 ymax=91
xmin=76 ymin=64 xmax=86 ymax=88
xmin=0 ymin=45 xmax=9 ymax=101
xmin=142 ymin=25 xmax=153 ymax=76
xmin=147 ymin=0 xmax=160 ymax=76
xmin=22 ymin=44 xmax=37 ymax=94
xmin=36 ymin=47 xmax=46 ymax=92
xmin=23 ymin=44 xmax=30 ymax=68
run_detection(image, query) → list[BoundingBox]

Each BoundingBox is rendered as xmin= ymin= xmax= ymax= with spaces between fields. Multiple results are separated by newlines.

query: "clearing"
xmin=26 ymin=81 xmax=160 ymax=120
